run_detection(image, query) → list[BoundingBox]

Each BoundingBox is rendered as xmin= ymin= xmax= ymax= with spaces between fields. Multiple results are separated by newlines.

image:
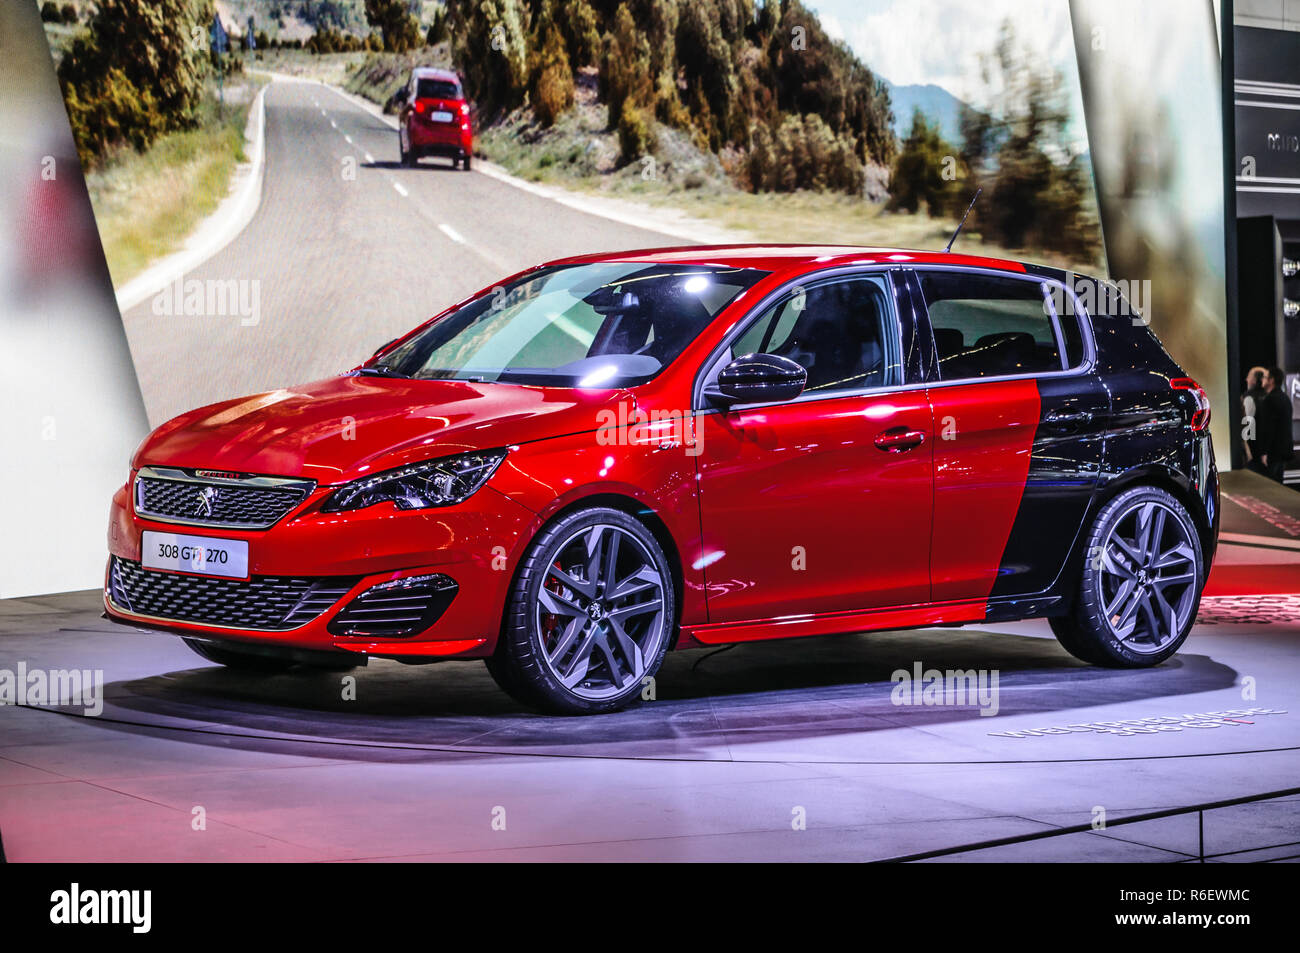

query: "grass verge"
xmin=86 ymin=75 xmax=263 ymax=288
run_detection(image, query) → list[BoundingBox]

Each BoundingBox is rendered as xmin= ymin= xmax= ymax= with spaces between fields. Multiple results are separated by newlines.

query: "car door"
xmin=906 ymin=266 xmax=1108 ymax=608
xmin=693 ymin=270 xmax=933 ymax=624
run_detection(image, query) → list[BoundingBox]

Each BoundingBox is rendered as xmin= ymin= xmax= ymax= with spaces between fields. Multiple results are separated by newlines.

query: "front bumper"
xmin=103 ymin=477 xmax=537 ymax=660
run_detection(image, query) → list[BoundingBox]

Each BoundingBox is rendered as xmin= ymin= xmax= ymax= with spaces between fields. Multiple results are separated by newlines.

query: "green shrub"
xmin=617 ymin=104 xmax=656 ymax=164
xmin=57 ymin=0 xmax=212 ymax=166
xmin=530 ymin=21 xmax=573 ymax=127
xmin=534 ymin=64 xmax=574 ymax=126
xmin=887 ymin=111 xmax=961 ymax=216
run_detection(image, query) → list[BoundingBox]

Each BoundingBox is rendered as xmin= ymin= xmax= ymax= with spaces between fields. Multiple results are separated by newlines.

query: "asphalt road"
xmin=122 ymin=79 xmax=682 ymax=426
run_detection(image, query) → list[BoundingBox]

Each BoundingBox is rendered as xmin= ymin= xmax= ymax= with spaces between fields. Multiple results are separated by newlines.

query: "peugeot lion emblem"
xmin=193 ymin=486 xmax=219 ymax=518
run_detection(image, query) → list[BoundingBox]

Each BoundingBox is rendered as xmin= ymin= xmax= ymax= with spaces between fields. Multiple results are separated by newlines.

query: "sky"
xmin=806 ymin=0 xmax=1079 ymax=101
xmin=805 ymin=0 xmax=1089 ymax=151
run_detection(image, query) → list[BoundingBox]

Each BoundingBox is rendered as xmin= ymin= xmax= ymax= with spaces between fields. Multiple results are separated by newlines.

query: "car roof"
xmin=538 ymin=244 xmax=1069 ymax=279
xmin=411 ymin=67 xmax=461 ymax=84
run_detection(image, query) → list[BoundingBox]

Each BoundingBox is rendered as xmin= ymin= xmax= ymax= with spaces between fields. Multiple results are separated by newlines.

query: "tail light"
xmin=1171 ymin=378 xmax=1211 ymax=432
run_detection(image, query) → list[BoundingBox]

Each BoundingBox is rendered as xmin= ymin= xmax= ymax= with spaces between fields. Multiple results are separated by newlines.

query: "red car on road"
xmin=397 ymin=67 xmax=473 ymax=170
xmin=105 ymin=246 xmax=1218 ymax=713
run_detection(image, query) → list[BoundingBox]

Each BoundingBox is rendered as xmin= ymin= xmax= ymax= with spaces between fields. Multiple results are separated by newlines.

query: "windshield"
xmin=377 ymin=263 xmax=767 ymax=387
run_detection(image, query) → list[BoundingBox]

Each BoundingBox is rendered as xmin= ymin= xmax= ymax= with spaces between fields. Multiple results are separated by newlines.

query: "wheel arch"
xmin=503 ymin=491 xmax=687 ymax=649
xmin=1052 ymin=463 xmax=1213 ymax=614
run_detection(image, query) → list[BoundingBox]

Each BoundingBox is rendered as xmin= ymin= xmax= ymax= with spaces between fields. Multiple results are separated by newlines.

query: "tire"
xmin=182 ymin=638 xmax=357 ymax=673
xmin=399 ymin=128 xmax=414 ymax=167
xmin=1052 ymin=486 xmax=1204 ymax=667
xmin=461 ymin=154 xmax=472 ymax=171
xmin=488 ymin=507 xmax=676 ymax=714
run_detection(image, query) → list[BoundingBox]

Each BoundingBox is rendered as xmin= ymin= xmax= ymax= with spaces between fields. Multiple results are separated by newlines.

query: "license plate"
xmin=141 ymin=531 xmax=249 ymax=579
xmin=430 ymin=110 xmax=454 ymax=122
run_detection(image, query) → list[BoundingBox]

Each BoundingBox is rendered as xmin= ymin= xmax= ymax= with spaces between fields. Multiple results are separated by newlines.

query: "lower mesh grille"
xmin=108 ymin=557 xmax=359 ymax=631
xmin=327 ymin=573 xmax=457 ymax=638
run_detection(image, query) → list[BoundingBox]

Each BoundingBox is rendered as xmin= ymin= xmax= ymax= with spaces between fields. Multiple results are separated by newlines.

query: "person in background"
xmin=1257 ymin=366 xmax=1295 ymax=483
xmin=1243 ymin=365 xmax=1268 ymax=470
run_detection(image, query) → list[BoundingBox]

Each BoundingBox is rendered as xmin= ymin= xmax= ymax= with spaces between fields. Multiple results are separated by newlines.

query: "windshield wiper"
xmin=355 ymin=364 xmax=410 ymax=379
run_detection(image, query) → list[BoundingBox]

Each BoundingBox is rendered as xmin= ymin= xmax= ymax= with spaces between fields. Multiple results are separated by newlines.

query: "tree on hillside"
xmin=529 ymin=6 xmax=575 ymax=127
xmin=447 ymin=0 xmax=529 ymax=118
xmin=887 ymin=111 xmax=961 ymax=217
xmin=57 ymin=0 xmax=213 ymax=163
xmin=364 ymin=0 xmax=421 ymax=53
xmin=957 ymin=20 xmax=1101 ymax=261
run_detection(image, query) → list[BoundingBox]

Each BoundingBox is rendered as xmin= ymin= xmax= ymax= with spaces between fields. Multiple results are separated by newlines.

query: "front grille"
xmin=134 ymin=468 xmax=316 ymax=529
xmin=109 ymin=557 xmax=359 ymax=631
xmin=327 ymin=573 xmax=458 ymax=638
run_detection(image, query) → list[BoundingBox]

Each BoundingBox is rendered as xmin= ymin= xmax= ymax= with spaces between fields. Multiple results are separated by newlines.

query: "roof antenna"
xmin=944 ymin=188 xmax=982 ymax=254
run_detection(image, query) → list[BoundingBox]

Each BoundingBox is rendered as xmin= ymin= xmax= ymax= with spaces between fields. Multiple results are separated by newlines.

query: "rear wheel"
xmin=461 ymin=153 xmax=472 ymax=171
xmin=488 ymin=507 xmax=675 ymax=714
xmin=1052 ymin=486 xmax=1204 ymax=667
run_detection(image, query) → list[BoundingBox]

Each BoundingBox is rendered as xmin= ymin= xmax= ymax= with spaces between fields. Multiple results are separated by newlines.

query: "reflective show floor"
xmin=1 ymin=590 xmax=1297 ymax=861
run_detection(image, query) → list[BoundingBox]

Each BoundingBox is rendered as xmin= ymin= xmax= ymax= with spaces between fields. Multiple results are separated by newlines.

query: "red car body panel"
xmin=133 ymin=377 xmax=629 ymax=483
xmin=927 ymin=379 xmax=1041 ymax=603
xmin=695 ymin=388 xmax=933 ymax=621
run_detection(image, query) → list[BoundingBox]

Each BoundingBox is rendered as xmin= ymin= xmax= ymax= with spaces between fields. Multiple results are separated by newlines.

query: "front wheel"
xmin=487 ymin=507 xmax=675 ymax=714
xmin=1051 ymin=486 xmax=1204 ymax=667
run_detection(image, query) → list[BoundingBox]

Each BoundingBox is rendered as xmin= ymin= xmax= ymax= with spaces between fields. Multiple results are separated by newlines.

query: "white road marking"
xmin=344 ymin=134 xmax=353 ymax=144
xmin=364 ymin=152 xmax=375 ymax=164
xmin=393 ymin=182 xmax=409 ymax=197
xmin=330 ymin=119 xmax=338 ymax=129
xmin=438 ymin=223 xmax=466 ymax=244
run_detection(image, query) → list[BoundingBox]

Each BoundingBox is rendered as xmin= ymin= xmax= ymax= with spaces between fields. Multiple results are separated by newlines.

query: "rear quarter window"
xmin=919 ymin=270 xmax=1071 ymax=380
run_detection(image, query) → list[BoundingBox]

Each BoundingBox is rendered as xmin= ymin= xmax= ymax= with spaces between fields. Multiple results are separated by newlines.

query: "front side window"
xmin=919 ymin=270 xmax=1069 ymax=380
xmin=379 ymin=263 xmax=767 ymax=387
xmin=730 ymin=274 xmax=895 ymax=394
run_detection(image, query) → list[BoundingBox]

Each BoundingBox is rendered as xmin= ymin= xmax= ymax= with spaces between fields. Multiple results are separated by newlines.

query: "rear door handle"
xmin=874 ymin=427 xmax=926 ymax=453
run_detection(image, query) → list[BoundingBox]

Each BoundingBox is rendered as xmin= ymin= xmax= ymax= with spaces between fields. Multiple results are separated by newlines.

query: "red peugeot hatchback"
xmin=106 ymin=246 xmax=1218 ymax=713
xmin=397 ymin=67 xmax=473 ymax=169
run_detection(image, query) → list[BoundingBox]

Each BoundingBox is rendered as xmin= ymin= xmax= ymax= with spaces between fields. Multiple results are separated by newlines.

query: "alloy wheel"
xmin=534 ymin=523 xmax=668 ymax=701
xmin=1096 ymin=499 xmax=1199 ymax=654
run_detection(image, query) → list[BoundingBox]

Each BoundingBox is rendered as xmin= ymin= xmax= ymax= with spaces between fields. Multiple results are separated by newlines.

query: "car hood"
xmin=135 ymin=375 xmax=631 ymax=485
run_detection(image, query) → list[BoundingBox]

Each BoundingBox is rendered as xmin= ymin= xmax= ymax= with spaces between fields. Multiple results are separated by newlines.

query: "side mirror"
xmin=706 ymin=353 xmax=807 ymax=406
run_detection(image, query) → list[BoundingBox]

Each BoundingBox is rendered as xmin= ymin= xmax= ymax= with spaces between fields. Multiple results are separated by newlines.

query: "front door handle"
xmin=874 ymin=427 xmax=926 ymax=453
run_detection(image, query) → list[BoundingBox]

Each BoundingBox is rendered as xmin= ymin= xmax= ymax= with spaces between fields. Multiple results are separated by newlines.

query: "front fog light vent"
xmin=326 ymin=573 xmax=458 ymax=638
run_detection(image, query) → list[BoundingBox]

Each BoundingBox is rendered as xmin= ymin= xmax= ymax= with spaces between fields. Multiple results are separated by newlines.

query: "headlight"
xmin=322 ymin=450 xmax=506 ymax=513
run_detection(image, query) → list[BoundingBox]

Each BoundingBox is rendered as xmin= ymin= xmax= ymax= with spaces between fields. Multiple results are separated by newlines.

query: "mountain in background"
xmin=882 ymin=80 xmax=969 ymax=144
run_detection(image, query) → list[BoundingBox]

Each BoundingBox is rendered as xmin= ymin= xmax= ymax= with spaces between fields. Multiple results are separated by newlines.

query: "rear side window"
xmin=416 ymin=78 xmax=461 ymax=99
xmin=918 ymin=271 xmax=1068 ymax=380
